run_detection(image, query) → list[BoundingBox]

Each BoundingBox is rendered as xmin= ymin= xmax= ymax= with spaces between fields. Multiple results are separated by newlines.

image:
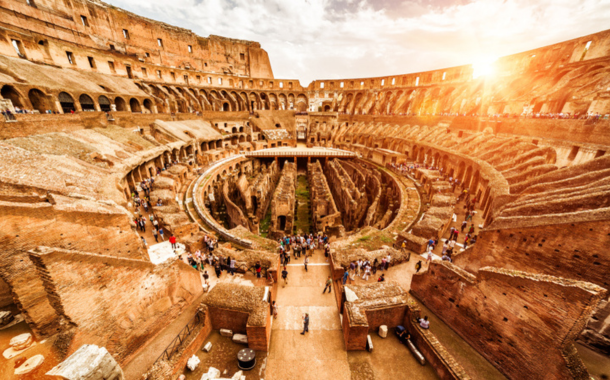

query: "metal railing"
xmin=153 ymin=310 xmax=204 ymax=366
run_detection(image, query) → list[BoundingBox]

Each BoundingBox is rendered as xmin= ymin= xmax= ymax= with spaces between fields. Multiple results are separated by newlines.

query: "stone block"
xmin=232 ymin=334 xmax=248 ymax=345
xmin=220 ymin=329 xmax=233 ymax=337
xmin=201 ymin=366 xmax=221 ymax=380
xmin=378 ymin=325 xmax=388 ymax=338
xmin=231 ymin=370 xmax=243 ymax=380
xmin=0 ymin=311 xmax=14 ymax=326
xmin=10 ymin=333 xmax=32 ymax=350
xmin=46 ymin=344 xmax=123 ymax=380
xmin=366 ymin=335 xmax=373 ymax=352
xmin=202 ymin=342 xmax=213 ymax=352
xmin=187 ymin=354 xmax=200 ymax=371
xmin=15 ymin=354 xmax=44 ymax=375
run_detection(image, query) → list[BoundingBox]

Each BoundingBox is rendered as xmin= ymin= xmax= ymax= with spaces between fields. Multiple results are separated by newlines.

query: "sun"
xmin=472 ymin=57 xmax=498 ymax=79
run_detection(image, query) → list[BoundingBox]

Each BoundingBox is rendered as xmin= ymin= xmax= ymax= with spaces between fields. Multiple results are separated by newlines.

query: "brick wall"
xmin=246 ymin=307 xmax=271 ymax=351
xmin=364 ymin=305 xmax=407 ymax=332
xmin=342 ymin=307 xmax=369 ymax=351
xmin=29 ymin=247 xmax=203 ymax=365
xmin=207 ymin=307 xmax=250 ymax=334
xmin=410 ymin=262 xmax=606 ymax=379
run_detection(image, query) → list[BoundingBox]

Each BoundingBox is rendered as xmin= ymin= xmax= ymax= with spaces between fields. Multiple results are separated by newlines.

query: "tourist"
xmin=415 ymin=260 xmax=422 ymax=273
xmin=323 ymin=276 xmax=332 ymax=294
xmin=378 ymin=274 xmax=385 ymax=282
xmin=229 ymin=257 xmax=236 ymax=276
xmin=304 ymin=256 xmax=309 ymax=272
xmin=468 ymin=224 xmax=475 ymax=235
xmin=342 ymin=269 xmax=349 ymax=285
xmin=385 ymin=253 xmax=391 ymax=270
xmin=372 ymin=258 xmax=379 ymax=274
xmin=356 ymin=259 xmax=362 ymax=276
xmin=214 ymin=263 xmax=222 ymax=278
xmin=255 ymin=261 xmax=261 ymax=278
xmin=141 ymin=236 xmax=147 ymax=247
xmin=203 ymin=270 xmax=209 ymax=287
xmin=300 ymin=313 xmax=309 ymax=335
xmin=272 ymin=301 xmax=278 ymax=319
xmin=281 ymin=266 xmax=288 ymax=287
xmin=381 ymin=257 xmax=387 ymax=271
xmin=419 ymin=316 xmax=430 ymax=329
xmin=169 ymin=234 xmax=177 ymax=250
xmin=152 ymin=228 xmax=158 ymax=242
xmin=461 ymin=220 xmax=467 ymax=232
xmin=427 ymin=251 xmax=433 ymax=263
xmin=363 ymin=264 xmax=371 ymax=281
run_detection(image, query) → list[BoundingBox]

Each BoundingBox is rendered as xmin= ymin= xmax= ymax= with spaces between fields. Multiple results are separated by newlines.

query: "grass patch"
xmin=259 ymin=207 xmax=272 ymax=238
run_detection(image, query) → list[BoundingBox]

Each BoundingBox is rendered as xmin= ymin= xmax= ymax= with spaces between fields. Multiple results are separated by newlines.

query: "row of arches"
xmin=143 ymin=83 xmax=309 ymax=113
xmin=1 ymin=85 xmax=153 ymax=114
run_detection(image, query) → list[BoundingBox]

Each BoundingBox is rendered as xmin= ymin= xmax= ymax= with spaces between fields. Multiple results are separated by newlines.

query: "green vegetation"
xmin=294 ymin=175 xmax=311 ymax=234
xmin=259 ymin=208 xmax=272 ymax=238
xmin=351 ymin=230 xmax=396 ymax=251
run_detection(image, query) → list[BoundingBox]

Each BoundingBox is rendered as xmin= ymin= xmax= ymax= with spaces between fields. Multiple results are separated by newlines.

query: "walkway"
xmin=265 ymin=250 xmax=350 ymax=380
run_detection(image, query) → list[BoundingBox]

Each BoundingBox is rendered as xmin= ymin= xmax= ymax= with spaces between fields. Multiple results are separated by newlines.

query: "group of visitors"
xmin=277 ymin=232 xmax=330 ymax=267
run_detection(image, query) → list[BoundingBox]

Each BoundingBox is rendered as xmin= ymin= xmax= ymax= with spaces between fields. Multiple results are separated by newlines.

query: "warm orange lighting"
xmin=472 ymin=57 xmax=497 ymax=79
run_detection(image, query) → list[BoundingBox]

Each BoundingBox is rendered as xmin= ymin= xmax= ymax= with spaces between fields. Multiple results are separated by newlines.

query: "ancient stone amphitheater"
xmin=0 ymin=1 xmax=609 ymax=379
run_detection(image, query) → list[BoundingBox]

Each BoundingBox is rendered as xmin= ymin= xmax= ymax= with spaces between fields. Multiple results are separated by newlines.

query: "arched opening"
xmin=115 ymin=97 xmax=127 ymax=111
xmin=28 ymin=88 xmax=51 ymax=113
xmin=79 ymin=94 xmax=95 ymax=111
xmin=58 ymin=92 xmax=75 ymax=113
xmin=232 ymin=127 xmax=237 ymax=133
xmin=98 ymin=95 xmax=111 ymax=112
xmin=222 ymin=102 xmax=230 ymax=111
xmin=324 ymin=105 xmax=331 ymax=112
xmin=278 ymin=215 xmax=287 ymax=231
xmin=1 ymin=85 xmax=25 ymax=108
xmin=143 ymin=99 xmax=153 ymax=113
xmin=130 ymin=98 xmax=141 ymax=113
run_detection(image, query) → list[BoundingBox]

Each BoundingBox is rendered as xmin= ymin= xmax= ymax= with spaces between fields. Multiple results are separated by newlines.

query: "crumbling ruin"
xmin=0 ymin=1 xmax=609 ymax=379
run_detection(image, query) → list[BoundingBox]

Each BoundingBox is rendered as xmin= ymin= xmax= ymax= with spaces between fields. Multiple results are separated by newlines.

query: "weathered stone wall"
xmin=307 ymin=160 xmax=343 ymax=235
xmin=410 ymin=262 xmax=606 ymax=380
xmin=28 ymin=247 xmax=203 ymax=365
xmin=325 ymin=159 xmax=367 ymax=230
xmin=268 ymin=161 xmax=296 ymax=238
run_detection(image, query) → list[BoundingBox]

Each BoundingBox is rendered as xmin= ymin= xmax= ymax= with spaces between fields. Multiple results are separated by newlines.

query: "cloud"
xmin=106 ymin=0 xmax=610 ymax=86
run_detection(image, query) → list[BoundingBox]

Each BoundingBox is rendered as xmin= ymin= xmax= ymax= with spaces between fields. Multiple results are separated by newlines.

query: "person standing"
xmin=158 ymin=227 xmax=165 ymax=241
xmin=415 ymin=260 xmax=422 ymax=273
xmin=229 ymin=258 xmax=236 ymax=276
xmin=323 ymin=276 xmax=332 ymax=294
xmin=169 ymin=234 xmax=177 ymax=250
xmin=304 ymin=256 xmax=309 ymax=272
xmin=255 ymin=261 xmax=261 ymax=278
xmin=152 ymin=228 xmax=158 ymax=242
xmin=214 ymin=263 xmax=222 ymax=278
xmin=281 ymin=266 xmax=288 ymax=287
xmin=342 ymin=269 xmax=349 ymax=285
xmin=300 ymin=313 xmax=309 ymax=335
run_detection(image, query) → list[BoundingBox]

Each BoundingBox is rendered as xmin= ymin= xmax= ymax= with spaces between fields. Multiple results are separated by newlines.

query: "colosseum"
xmin=0 ymin=1 xmax=609 ymax=379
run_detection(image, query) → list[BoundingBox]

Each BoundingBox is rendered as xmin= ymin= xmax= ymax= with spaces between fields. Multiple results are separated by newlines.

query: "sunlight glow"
xmin=472 ymin=57 xmax=498 ymax=79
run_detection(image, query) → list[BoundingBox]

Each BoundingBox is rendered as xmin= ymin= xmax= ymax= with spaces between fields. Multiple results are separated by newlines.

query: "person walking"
xmin=363 ymin=264 xmax=371 ymax=281
xmin=342 ymin=269 xmax=349 ymax=285
xmin=159 ymin=227 xmax=165 ymax=241
xmin=323 ymin=276 xmax=332 ymax=294
xmin=169 ymin=234 xmax=177 ymax=250
xmin=214 ymin=263 xmax=222 ymax=278
xmin=272 ymin=301 xmax=278 ymax=319
xmin=304 ymin=256 xmax=309 ymax=272
xmin=300 ymin=313 xmax=309 ymax=335
xmin=461 ymin=220 xmax=467 ymax=232
xmin=281 ymin=266 xmax=288 ymax=287
xmin=152 ymin=228 xmax=158 ymax=242
xmin=415 ymin=260 xmax=422 ymax=273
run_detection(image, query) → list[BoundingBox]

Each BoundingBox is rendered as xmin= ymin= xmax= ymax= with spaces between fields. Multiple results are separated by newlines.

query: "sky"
xmin=106 ymin=0 xmax=610 ymax=86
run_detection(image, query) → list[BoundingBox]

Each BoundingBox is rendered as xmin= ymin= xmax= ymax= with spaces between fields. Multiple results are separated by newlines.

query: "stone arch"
xmin=79 ymin=94 xmax=95 ymax=111
xmin=2 ymin=85 xmax=26 ymax=108
xmin=463 ymin=165 xmax=473 ymax=188
xmin=130 ymin=98 xmax=141 ymax=113
xmin=296 ymin=93 xmax=308 ymax=112
xmin=28 ymin=88 xmax=52 ymax=113
xmin=115 ymin=96 xmax=127 ymax=111
xmin=98 ymin=95 xmax=111 ymax=112
xmin=143 ymin=99 xmax=153 ymax=113
xmin=58 ymin=92 xmax=76 ymax=113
